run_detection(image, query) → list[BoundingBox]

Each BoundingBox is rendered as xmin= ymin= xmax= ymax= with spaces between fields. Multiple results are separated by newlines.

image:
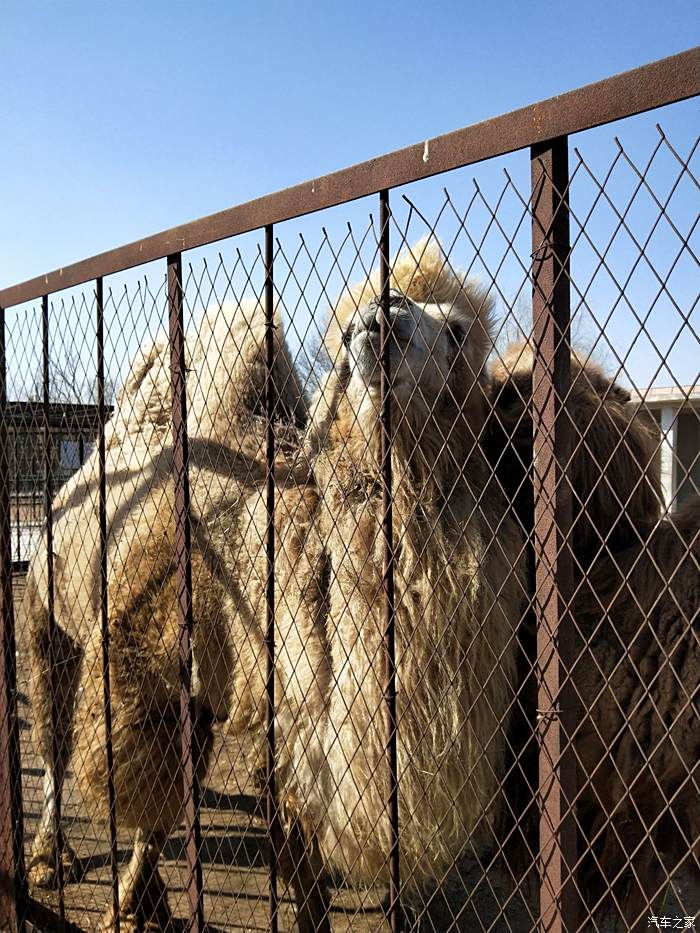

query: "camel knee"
xmin=118 ymin=829 xmax=167 ymax=902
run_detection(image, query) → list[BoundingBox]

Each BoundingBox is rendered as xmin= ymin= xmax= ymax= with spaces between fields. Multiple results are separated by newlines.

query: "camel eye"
xmin=448 ymin=324 xmax=465 ymax=349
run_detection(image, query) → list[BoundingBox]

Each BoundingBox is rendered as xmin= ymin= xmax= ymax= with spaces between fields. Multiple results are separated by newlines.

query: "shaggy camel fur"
xmin=573 ymin=494 xmax=700 ymax=926
xmin=283 ymin=242 xmax=526 ymax=888
xmin=227 ymin=242 xmax=526 ymax=890
xmin=488 ymin=341 xmax=662 ymax=564
xmin=487 ymin=344 xmax=699 ymax=926
xmin=25 ymin=241 xmax=527 ymax=929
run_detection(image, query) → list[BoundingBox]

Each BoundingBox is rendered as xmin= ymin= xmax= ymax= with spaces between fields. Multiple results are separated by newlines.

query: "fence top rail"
xmin=1 ymin=47 xmax=698 ymax=310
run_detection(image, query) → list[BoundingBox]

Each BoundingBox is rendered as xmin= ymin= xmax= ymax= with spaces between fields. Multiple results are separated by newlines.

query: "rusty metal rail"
xmin=95 ymin=277 xmax=120 ymax=933
xmin=41 ymin=294 xmax=65 ymax=930
xmin=0 ymin=307 xmax=27 ymax=933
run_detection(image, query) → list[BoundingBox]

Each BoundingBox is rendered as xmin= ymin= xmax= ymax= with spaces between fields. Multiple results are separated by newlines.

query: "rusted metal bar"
xmin=379 ymin=190 xmax=401 ymax=932
xmin=263 ymin=224 xmax=279 ymax=933
xmin=13 ymin=430 xmax=22 ymax=563
xmin=0 ymin=304 xmax=27 ymax=933
xmin=95 ymin=278 xmax=120 ymax=933
xmin=168 ymin=254 xmax=204 ymax=933
xmin=2 ymin=48 xmax=698 ymax=310
xmin=42 ymin=295 xmax=65 ymax=930
xmin=14 ymin=432 xmax=21 ymax=564
xmin=530 ymin=137 xmax=580 ymax=932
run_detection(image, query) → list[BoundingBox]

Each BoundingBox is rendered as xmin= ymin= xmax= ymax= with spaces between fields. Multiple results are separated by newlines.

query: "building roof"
xmin=628 ymin=385 xmax=700 ymax=406
xmin=6 ymin=401 xmax=112 ymax=429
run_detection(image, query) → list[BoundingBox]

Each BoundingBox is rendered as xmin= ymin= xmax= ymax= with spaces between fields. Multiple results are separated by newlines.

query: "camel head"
xmin=341 ymin=286 xmax=485 ymax=410
xmin=307 ymin=240 xmax=495 ymax=460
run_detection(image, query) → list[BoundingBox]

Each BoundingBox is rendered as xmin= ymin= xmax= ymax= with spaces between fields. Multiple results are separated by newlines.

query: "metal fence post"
xmin=530 ymin=136 xmax=580 ymax=933
xmin=14 ymin=432 xmax=21 ymax=565
xmin=168 ymin=254 xmax=204 ymax=933
xmin=42 ymin=295 xmax=66 ymax=930
xmin=379 ymin=189 xmax=401 ymax=932
xmin=263 ymin=225 xmax=279 ymax=933
xmin=95 ymin=278 xmax=120 ymax=933
xmin=0 ymin=305 xmax=27 ymax=933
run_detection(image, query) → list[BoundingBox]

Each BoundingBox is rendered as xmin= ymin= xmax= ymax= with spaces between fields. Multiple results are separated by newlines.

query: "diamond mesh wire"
xmin=1 ymin=119 xmax=697 ymax=933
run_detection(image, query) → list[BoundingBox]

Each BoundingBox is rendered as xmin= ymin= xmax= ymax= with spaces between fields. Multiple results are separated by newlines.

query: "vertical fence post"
xmin=42 ymin=295 xmax=66 ymax=930
xmin=0 ymin=304 xmax=27 ymax=933
xmin=95 ymin=278 xmax=120 ymax=933
xmin=263 ymin=225 xmax=279 ymax=933
xmin=530 ymin=137 xmax=580 ymax=932
xmin=168 ymin=254 xmax=204 ymax=933
xmin=379 ymin=189 xmax=401 ymax=932
xmin=14 ymin=431 xmax=21 ymax=565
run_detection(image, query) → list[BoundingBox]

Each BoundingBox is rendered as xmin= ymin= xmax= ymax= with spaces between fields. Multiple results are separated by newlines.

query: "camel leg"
xmin=278 ymin=820 xmax=330 ymax=933
xmin=28 ymin=764 xmax=80 ymax=889
xmin=100 ymin=829 xmax=172 ymax=933
xmin=28 ymin=627 xmax=81 ymax=889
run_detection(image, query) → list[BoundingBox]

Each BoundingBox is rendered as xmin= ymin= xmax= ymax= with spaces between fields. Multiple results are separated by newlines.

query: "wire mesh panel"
xmin=0 ymin=52 xmax=698 ymax=933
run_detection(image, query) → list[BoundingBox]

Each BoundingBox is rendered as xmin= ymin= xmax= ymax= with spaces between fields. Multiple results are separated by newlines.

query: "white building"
xmin=631 ymin=386 xmax=700 ymax=512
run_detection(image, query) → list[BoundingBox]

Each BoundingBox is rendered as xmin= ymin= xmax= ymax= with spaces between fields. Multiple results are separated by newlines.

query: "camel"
xmin=288 ymin=242 xmax=526 ymax=889
xmin=487 ymin=342 xmax=699 ymax=927
xmin=24 ymin=240 xmax=526 ymax=930
xmin=212 ymin=240 xmax=528 ymax=892
xmin=23 ymin=298 xmax=310 ymax=928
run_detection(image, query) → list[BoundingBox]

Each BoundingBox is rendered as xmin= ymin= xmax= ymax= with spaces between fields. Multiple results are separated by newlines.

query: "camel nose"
xmin=359 ymin=305 xmax=382 ymax=334
xmin=360 ymin=290 xmax=406 ymax=334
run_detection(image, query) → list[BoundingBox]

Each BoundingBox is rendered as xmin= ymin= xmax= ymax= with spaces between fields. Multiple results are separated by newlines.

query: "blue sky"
xmin=1 ymin=0 xmax=698 ymax=392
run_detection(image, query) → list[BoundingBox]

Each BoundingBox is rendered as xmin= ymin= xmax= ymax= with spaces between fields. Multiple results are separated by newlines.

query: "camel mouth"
xmin=347 ymin=330 xmax=413 ymax=387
